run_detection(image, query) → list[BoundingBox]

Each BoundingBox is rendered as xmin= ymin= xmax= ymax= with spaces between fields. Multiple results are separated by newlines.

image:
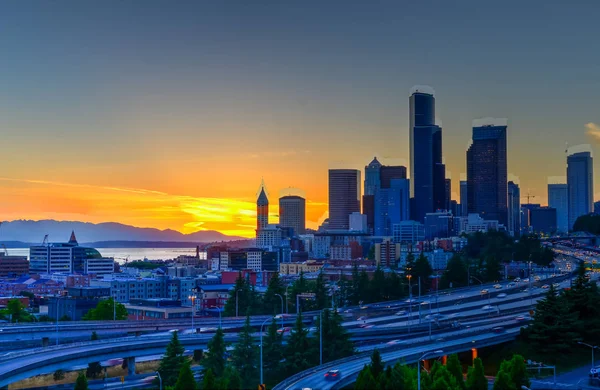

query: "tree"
xmin=223 ymin=273 xmax=257 ymax=317
xmin=566 ymin=262 xmax=600 ymax=343
xmin=82 ymin=298 xmax=127 ymax=320
xmin=573 ymin=213 xmax=600 ymax=234
xmin=262 ymin=272 xmax=286 ymax=315
xmin=466 ymin=358 xmax=487 ymax=390
xmin=493 ymin=370 xmax=513 ymax=390
xmin=231 ymin=314 xmax=258 ymax=388
xmin=320 ymin=309 xmax=355 ymax=363
xmin=53 ymin=369 xmax=65 ymax=381
xmin=503 ymin=355 xmax=529 ymax=389
xmin=203 ymin=327 xmax=227 ymax=377
xmin=483 ymin=255 xmax=501 ymax=283
xmin=262 ymin=319 xmax=284 ymax=380
xmin=4 ymin=299 xmax=31 ymax=323
xmin=223 ymin=365 xmax=242 ymax=390
xmin=193 ymin=350 xmax=203 ymax=362
xmin=174 ymin=361 xmax=197 ymax=390
xmin=59 ymin=314 xmax=71 ymax=321
xmin=201 ymin=369 xmax=216 ymax=390
xmin=441 ymin=254 xmax=468 ymax=289
xmin=370 ymin=349 xmax=385 ymax=379
xmin=388 ymin=362 xmax=417 ymax=390
xmin=414 ymin=253 xmax=433 ymax=293
xmin=74 ymin=372 xmax=89 ymax=390
xmin=19 ymin=291 xmax=35 ymax=300
xmin=38 ymin=315 xmax=53 ymax=322
xmin=369 ymin=266 xmax=387 ymax=303
xmin=447 ymin=354 xmax=465 ymax=389
xmin=91 ymin=332 xmax=99 ymax=341
xmin=313 ymin=271 xmax=328 ymax=310
xmin=355 ymin=365 xmax=378 ymax=390
xmin=284 ymin=313 xmax=315 ymax=376
xmin=157 ymin=331 xmax=186 ymax=387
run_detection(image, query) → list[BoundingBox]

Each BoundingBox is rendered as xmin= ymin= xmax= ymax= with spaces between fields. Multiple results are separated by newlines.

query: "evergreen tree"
xmin=483 ymin=255 xmax=501 ymax=283
xmin=566 ymin=262 xmax=600 ymax=343
xmin=492 ymin=370 xmax=513 ymax=390
xmin=504 ymin=355 xmax=529 ymax=389
xmin=262 ymin=272 xmax=286 ymax=315
xmin=262 ymin=319 xmax=284 ymax=379
xmin=429 ymin=361 xmax=461 ymax=390
xmin=223 ymin=273 xmax=250 ymax=317
xmin=358 ymin=269 xmax=370 ymax=303
xmin=370 ymin=266 xmax=387 ymax=302
xmin=414 ymin=253 xmax=433 ymax=293
xmin=203 ymin=327 xmax=227 ymax=377
xmin=350 ymin=264 xmax=361 ymax=305
xmin=284 ymin=313 xmax=315 ymax=376
xmin=223 ymin=365 xmax=242 ymax=390
xmin=157 ymin=331 xmax=186 ymax=387
xmin=231 ymin=314 xmax=258 ymax=388
xmin=82 ymin=298 xmax=127 ymax=320
xmin=355 ymin=365 xmax=378 ymax=390
xmin=53 ymin=369 xmax=65 ymax=381
xmin=313 ymin=271 xmax=329 ymax=309
xmin=201 ymin=369 xmax=216 ymax=390
xmin=385 ymin=271 xmax=404 ymax=300
xmin=466 ymin=358 xmax=487 ymax=390
xmin=389 ymin=362 xmax=417 ymax=389
xmin=321 ymin=309 xmax=355 ymax=362
xmin=290 ymin=271 xmax=310 ymax=312
xmin=370 ymin=349 xmax=385 ymax=379
xmin=441 ymin=254 xmax=468 ymax=289
xmin=74 ymin=372 xmax=89 ymax=390
xmin=447 ymin=354 xmax=465 ymax=389
xmin=174 ymin=361 xmax=197 ymax=390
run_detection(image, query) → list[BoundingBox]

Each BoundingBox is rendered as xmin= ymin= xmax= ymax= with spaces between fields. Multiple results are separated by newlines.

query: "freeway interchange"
xmin=0 ymin=272 xmax=575 ymax=388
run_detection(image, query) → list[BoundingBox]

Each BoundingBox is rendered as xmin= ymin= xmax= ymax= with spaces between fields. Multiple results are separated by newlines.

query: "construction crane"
xmin=1 ymin=244 xmax=7 ymax=256
xmin=42 ymin=234 xmax=49 ymax=246
xmin=525 ymin=190 xmax=536 ymax=205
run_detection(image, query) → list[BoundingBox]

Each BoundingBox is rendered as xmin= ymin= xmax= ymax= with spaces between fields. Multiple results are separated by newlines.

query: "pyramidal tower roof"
xmin=257 ymin=179 xmax=269 ymax=206
xmin=68 ymin=230 xmax=78 ymax=245
xmin=367 ymin=156 xmax=382 ymax=168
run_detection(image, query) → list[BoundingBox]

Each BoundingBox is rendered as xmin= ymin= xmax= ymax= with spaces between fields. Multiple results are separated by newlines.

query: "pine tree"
xmin=350 ymin=264 xmax=360 ymax=305
xmin=492 ymin=370 xmax=513 ymax=390
xmin=321 ymin=309 xmax=355 ymax=362
xmin=262 ymin=319 xmax=284 ymax=378
xmin=358 ymin=269 xmax=370 ymax=303
xmin=466 ymin=358 xmax=487 ymax=390
xmin=447 ymin=354 xmax=465 ymax=389
xmin=370 ymin=266 xmax=387 ymax=302
xmin=355 ymin=365 xmax=378 ymax=390
xmin=370 ymin=349 xmax=385 ymax=379
xmin=74 ymin=372 xmax=89 ymax=390
xmin=504 ymin=355 xmax=529 ymax=389
xmin=441 ymin=254 xmax=468 ymax=289
xmin=174 ymin=361 xmax=197 ymax=390
xmin=203 ymin=327 xmax=227 ymax=377
xmin=223 ymin=273 xmax=249 ymax=317
xmin=157 ymin=331 xmax=186 ymax=387
xmin=284 ymin=313 xmax=315 ymax=376
xmin=414 ymin=253 xmax=433 ymax=293
xmin=314 ymin=271 xmax=328 ymax=309
xmin=201 ymin=369 xmax=216 ymax=390
xmin=262 ymin=272 xmax=286 ymax=315
xmin=231 ymin=314 xmax=258 ymax=388
xmin=567 ymin=262 xmax=600 ymax=343
xmin=389 ymin=362 xmax=417 ymax=389
xmin=224 ymin=365 xmax=242 ymax=390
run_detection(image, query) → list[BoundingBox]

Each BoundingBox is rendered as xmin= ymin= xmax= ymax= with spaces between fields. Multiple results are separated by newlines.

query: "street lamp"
xmin=285 ymin=285 xmax=291 ymax=314
xmin=55 ymin=296 xmax=63 ymax=346
xmin=260 ymin=314 xmax=284 ymax=385
xmin=156 ymin=371 xmax=162 ymax=390
xmin=235 ymin=290 xmax=241 ymax=318
xmin=274 ymin=294 xmax=284 ymax=327
xmin=188 ymin=295 xmax=196 ymax=333
xmin=407 ymin=274 xmax=413 ymax=333
xmin=113 ymin=296 xmax=116 ymax=321
xmin=578 ymin=342 xmax=599 ymax=368
xmin=209 ymin=306 xmax=222 ymax=328
xmin=417 ymin=350 xmax=444 ymax=390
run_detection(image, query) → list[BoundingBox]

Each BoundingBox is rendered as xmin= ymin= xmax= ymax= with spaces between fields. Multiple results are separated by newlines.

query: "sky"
xmin=0 ymin=1 xmax=599 ymax=238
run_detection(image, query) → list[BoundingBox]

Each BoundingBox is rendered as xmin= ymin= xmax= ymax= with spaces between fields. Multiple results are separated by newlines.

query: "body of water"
xmin=4 ymin=248 xmax=205 ymax=264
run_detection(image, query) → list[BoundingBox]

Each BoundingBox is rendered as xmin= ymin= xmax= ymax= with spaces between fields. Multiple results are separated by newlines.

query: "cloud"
xmin=585 ymin=122 xmax=600 ymax=141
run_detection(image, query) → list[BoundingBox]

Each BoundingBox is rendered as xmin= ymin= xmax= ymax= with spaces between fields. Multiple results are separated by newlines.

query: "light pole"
xmin=471 ymin=276 xmax=490 ymax=304
xmin=418 ymin=350 xmax=443 ymax=390
xmin=407 ymin=274 xmax=412 ymax=333
xmin=235 ymin=290 xmax=241 ymax=318
xmin=156 ymin=371 xmax=162 ymax=390
xmin=260 ymin=314 xmax=283 ymax=385
xmin=274 ymin=293 xmax=284 ymax=327
xmin=578 ymin=342 xmax=599 ymax=369
xmin=113 ymin=296 xmax=116 ymax=321
xmin=210 ymin=306 xmax=222 ymax=328
xmin=55 ymin=296 xmax=63 ymax=346
xmin=285 ymin=285 xmax=291 ymax=314
xmin=188 ymin=295 xmax=196 ymax=333
xmin=320 ymin=310 xmax=323 ymax=366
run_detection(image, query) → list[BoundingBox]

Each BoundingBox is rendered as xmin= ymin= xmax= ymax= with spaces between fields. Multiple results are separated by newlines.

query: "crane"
xmin=525 ymin=190 xmax=536 ymax=205
xmin=1 ymin=244 xmax=7 ymax=256
xmin=41 ymin=234 xmax=49 ymax=246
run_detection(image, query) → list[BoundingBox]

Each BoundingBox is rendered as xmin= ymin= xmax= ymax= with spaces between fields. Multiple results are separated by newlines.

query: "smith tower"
xmin=409 ymin=86 xmax=445 ymax=221
xmin=256 ymin=180 xmax=269 ymax=231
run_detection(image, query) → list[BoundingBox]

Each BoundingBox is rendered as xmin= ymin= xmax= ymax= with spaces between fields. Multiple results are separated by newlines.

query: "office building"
xmin=374 ymin=178 xmax=410 ymax=236
xmin=328 ymin=169 xmax=361 ymax=230
xmin=409 ymin=86 xmax=445 ymax=221
xmin=29 ymin=232 xmax=114 ymax=275
xmin=460 ymin=180 xmax=468 ymax=216
xmin=424 ymin=211 xmax=453 ymax=240
xmin=548 ymin=183 xmax=568 ymax=233
xmin=374 ymin=238 xmax=400 ymax=268
xmin=595 ymin=201 xmax=600 ymax=215
xmin=530 ymin=207 xmax=557 ymax=235
xmin=364 ymin=157 xmax=382 ymax=196
xmin=520 ymin=203 xmax=541 ymax=234
xmin=567 ymin=147 xmax=594 ymax=230
xmin=507 ymin=181 xmax=521 ymax=237
xmin=392 ymin=221 xmax=425 ymax=244
xmin=380 ymin=165 xmax=407 ymax=188
xmin=454 ymin=213 xmax=500 ymax=234
xmin=279 ymin=195 xmax=306 ymax=235
xmin=0 ymin=253 xmax=28 ymax=277
xmin=256 ymin=225 xmax=282 ymax=249
xmin=349 ymin=212 xmax=368 ymax=232
xmin=445 ymin=178 xmax=452 ymax=211
xmin=467 ymin=119 xmax=508 ymax=226
xmin=256 ymin=181 xmax=269 ymax=231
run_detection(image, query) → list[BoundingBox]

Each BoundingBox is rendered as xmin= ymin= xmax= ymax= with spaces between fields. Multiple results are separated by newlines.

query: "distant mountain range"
xmin=0 ymin=220 xmax=245 ymax=245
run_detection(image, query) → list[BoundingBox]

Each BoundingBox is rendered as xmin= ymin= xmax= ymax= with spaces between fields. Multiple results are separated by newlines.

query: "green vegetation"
xmin=521 ymin=262 xmax=599 ymax=363
xmin=0 ymin=298 xmax=34 ymax=323
xmin=355 ymin=350 xmax=528 ymax=390
xmin=157 ymin=331 xmax=186 ymax=387
xmin=202 ymin=327 xmax=227 ymax=377
xmin=125 ymin=260 xmax=165 ymax=270
xmin=231 ymin=314 xmax=259 ymax=389
xmin=573 ymin=213 xmax=600 ymax=234
xmin=82 ymin=298 xmax=127 ymax=321
xmin=173 ymin=361 xmax=197 ymax=390
xmin=74 ymin=372 xmax=88 ymax=390
xmin=53 ymin=370 xmax=65 ymax=381
xmin=19 ymin=291 xmax=35 ymax=300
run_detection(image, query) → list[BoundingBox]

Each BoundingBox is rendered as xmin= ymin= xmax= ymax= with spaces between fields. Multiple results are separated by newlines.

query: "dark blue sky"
xmin=0 ymin=1 xmax=599 ymax=231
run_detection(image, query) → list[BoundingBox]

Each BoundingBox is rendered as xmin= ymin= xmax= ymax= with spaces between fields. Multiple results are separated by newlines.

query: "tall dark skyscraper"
xmin=460 ymin=180 xmax=468 ymax=216
xmin=466 ymin=119 xmax=508 ymax=226
xmin=548 ymin=182 xmax=568 ymax=233
xmin=409 ymin=86 xmax=445 ymax=222
xmin=507 ymin=181 xmax=521 ymax=237
xmin=279 ymin=195 xmax=306 ymax=235
xmin=380 ymin=165 xmax=407 ymax=188
xmin=329 ymin=169 xmax=361 ymax=230
xmin=444 ymin=178 xmax=452 ymax=211
xmin=567 ymin=146 xmax=593 ymax=230
xmin=363 ymin=157 xmax=381 ymax=233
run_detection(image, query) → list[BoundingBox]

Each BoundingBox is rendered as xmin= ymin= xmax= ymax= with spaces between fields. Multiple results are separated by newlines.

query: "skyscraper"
xmin=279 ymin=195 xmax=306 ymax=235
xmin=364 ymin=157 xmax=382 ymax=196
xmin=328 ymin=169 xmax=361 ymax=230
xmin=380 ymin=165 xmax=407 ymax=188
xmin=257 ymin=181 xmax=269 ymax=231
xmin=567 ymin=146 xmax=594 ymax=230
xmin=460 ymin=180 xmax=468 ymax=216
xmin=445 ymin=178 xmax=452 ymax=211
xmin=409 ymin=86 xmax=445 ymax=222
xmin=466 ymin=119 xmax=508 ymax=226
xmin=507 ymin=181 xmax=521 ymax=237
xmin=374 ymin=178 xmax=410 ymax=236
xmin=548 ymin=182 xmax=568 ymax=233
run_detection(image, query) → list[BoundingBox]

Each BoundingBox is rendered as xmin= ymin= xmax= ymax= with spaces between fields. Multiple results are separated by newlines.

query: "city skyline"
xmin=1 ymin=1 xmax=599 ymax=238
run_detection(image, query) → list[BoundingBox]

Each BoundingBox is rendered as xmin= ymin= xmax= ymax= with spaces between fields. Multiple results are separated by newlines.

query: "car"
xmin=480 ymin=289 xmax=489 ymax=294
xmin=481 ymin=305 xmax=494 ymax=311
xmin=386 ymin=339 xmax=406 ymax=346
xmin=534 ymin=276 xmax=541 ymax=281
xmin=357 ymin=316 xmax=368 ymax=321
xmin=589 ymin=366 xmax=600 ymax=378
xmin=507 ymin=283 xmax=516 ymax=288
xmin=277 ymin=327 xmax=291 ymax=334
xmin=395 ymin=310 xmax=407 ymax=316
xmin=497 ymin=293 xmax=507 ymax=298
xmin=325 ymin=369 xmax=342 ymax=381
xmin=308 ymin=327 xmax=317 ymax=334
xmin=541 ymin=284 xmax=549 ymax=289
xmin=420 ymin=301 xmax=430 ymax=306
xmin=515 ymin=315 xmax=531 ymax=322
xmin=492 ymin=326 xmax=505 ymax=333
xmin=522 ymin=278 xmax=529 ymax=283
xmin=514 ymin=278 xmax=521 ymax=282
xmin=494 ymin=284 xmax=502 ymax=289
xmin=552 ymin=283 xmax=560 ymax=288
xmin=199 ymin=327 xmax=217 ymax=333
xmin=360 ymin=305 xmax=369 ymax=310
xmin=343 ymin=309 xmax=353 ymax=313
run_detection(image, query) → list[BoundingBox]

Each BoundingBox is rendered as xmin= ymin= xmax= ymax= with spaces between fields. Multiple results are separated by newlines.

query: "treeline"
xmin=441 ymin=231 xmax=554 ymax=289
xmin=157 ymin=308 xmax=354 ymax=389
xmin=521 ymin=262 xmax=600 ymax=360
xmin=573 ymin=213 xmax=600 ymax=235
xmin=356 ymin=349 xmax=529 ymax=390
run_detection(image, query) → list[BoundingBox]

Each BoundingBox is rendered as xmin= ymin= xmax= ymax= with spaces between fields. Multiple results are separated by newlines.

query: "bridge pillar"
xmin=442 ymin=355 xmax=447 ymax=365
xmin=126 ymin=357 xmax=136 ymax=376
xmin=471 ymin=348 xmax=478 ymax=364
xmin=423 ymin=359 xmax=431 ymax=371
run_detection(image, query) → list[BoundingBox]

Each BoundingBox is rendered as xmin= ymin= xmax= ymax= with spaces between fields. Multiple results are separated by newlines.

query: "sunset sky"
xmin=1 ymin=1 xmax=599 ymax=238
